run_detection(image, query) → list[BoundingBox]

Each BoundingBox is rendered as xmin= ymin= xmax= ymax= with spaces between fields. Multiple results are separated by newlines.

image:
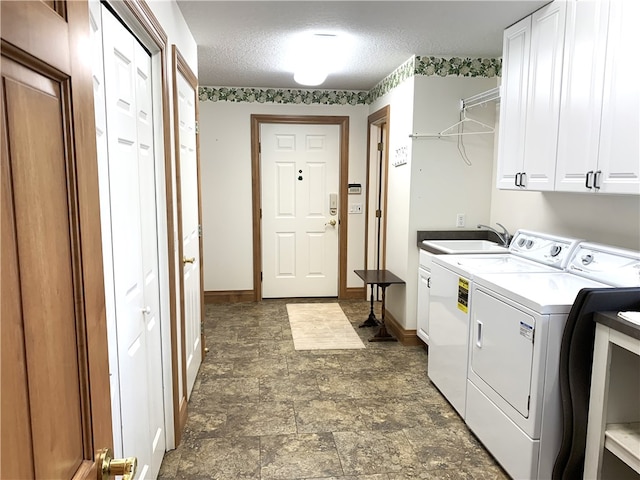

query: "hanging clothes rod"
xmin=460 ymin=86 xmax=501 ymax=110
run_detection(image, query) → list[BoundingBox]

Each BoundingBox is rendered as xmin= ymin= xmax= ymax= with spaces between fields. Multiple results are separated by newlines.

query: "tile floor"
xmin=158 ymin=299 xmax=509 ymax=480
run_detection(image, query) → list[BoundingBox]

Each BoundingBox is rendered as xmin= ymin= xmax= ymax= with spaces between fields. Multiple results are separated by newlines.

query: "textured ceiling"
xmin=176 ymin=1 xmax=548 ymax=91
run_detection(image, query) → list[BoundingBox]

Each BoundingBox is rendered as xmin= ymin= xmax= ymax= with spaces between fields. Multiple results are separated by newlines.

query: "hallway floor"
xmin=158 ymin=299 xmax=508 ymax=479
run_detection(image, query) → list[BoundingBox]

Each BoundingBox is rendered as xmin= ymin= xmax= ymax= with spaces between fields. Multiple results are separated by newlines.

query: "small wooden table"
xmin=354 ymin=269 xmax=405 ymax=342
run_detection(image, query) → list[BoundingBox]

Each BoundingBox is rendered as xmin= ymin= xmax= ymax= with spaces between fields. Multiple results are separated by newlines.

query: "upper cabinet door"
xmin=597 ymin=0 xmax=640 ymax=195
xmin=555 ymin=0 xmax=609 ymax=193
xmin=496 ymin=16 xmax=531 ymax=190
xmin=522 ymin=1 xmax=566 ymax=191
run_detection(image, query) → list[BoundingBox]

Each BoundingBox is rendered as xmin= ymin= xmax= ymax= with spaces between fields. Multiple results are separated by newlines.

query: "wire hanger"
xmin=439 ymin=109 xmax=494 ymax=137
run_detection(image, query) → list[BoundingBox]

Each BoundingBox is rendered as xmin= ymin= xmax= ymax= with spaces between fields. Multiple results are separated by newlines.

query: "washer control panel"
xmin=509 ymin=230 xmax=582 ymax=268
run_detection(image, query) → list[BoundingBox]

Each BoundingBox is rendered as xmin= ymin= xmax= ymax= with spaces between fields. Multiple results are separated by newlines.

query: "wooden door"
xmin=261 ymin=123 xmax=340 ymax=298
xmin=173 ymin=47 xmax=203 ymax=400
xmin=1 ymin=1 xmax=112 ymax=479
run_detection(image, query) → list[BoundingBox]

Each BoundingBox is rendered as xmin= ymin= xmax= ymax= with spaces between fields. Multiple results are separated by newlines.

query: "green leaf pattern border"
xmin=199 ymin=55 xmax=501 ymax=106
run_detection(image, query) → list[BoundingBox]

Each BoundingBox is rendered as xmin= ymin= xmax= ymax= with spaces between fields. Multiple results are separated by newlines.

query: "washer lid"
xmin=433 ymin=253 xmax=559 ymax=278
xmin=473 ymin=272 xmax=610 ymax=314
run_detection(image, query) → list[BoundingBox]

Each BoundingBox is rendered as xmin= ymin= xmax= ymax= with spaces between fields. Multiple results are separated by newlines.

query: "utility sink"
xmin=421 ymin=239 xmax=508 ymax=254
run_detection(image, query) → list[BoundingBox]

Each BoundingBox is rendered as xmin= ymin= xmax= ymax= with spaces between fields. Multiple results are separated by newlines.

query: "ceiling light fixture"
xmin=292 ymin=33 xmax=339 ymax=87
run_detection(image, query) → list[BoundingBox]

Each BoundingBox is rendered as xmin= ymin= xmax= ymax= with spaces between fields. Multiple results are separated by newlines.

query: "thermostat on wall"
xmin=348 ymin=183 xmax=362 ymax=194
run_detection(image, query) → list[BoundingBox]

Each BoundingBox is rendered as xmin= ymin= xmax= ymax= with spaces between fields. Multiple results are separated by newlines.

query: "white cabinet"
xmin=496 ymin=16 xmax=530 ymax=190
xmin=497 ymin=1 xmax=566 ymax=191
xmin=596 ymin=0 xmax=640 ymax=195
xmin=498 ymin=0 xmax=640 ymax=195
xmin=555 ymin=0 xmax=609 ymax=193
xmin=417 ymin=249 xmax=432 ymax=345
xmin=555 ymin=0 xmax=640 ymax=195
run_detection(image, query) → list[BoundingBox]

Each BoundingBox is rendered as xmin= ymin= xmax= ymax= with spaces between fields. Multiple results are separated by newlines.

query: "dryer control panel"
xmin=567 ymin=243 xmax=640 ymax=287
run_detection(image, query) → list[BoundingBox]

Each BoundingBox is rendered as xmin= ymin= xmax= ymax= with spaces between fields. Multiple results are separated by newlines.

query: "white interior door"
xmin=261 ymin=123 xmax=340 ymax=298
xmin=176 ymin=69 xmax=202 ymax=397
xmin=94 ymin=5 xmax=165 ymax=478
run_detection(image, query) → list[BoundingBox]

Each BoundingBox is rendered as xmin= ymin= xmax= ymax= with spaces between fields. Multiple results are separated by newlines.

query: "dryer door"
xmin=470 ymin=288 xmax=535 ymax=417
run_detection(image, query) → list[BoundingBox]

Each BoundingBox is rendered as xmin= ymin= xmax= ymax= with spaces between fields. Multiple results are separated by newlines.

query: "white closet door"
xmin=176 ymin=70 xmax=202 ymax=397
xmin=99 ymin=6 xmax=165 ymax=479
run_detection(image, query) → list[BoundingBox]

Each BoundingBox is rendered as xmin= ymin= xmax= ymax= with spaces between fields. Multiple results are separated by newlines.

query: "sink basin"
xmin=422 ymin=239 xmax=509 ymax=254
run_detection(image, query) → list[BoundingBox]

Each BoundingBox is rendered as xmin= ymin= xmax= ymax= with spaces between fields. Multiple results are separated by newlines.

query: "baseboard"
xmin=204 ymin=290 xmax=254 ymax=304
xmin=343 ymin=287 xmax=366 ymax=299
xmin=384 ymin=310 xmax=421 ymax=346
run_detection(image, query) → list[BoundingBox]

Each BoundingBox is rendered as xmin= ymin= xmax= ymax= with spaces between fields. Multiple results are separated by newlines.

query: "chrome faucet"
xmin=477 ymin=223 xmax=512 ymax=247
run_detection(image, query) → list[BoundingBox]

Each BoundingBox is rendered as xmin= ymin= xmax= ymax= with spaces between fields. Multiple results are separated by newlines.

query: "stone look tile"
xmin=175 ymin=436 xmax=260 ymax=479
xmin=159 ymin=300 xmax=508 ymax=480
xmin=224 ymin=402 xmax=297 ymax=436
xmin=295 ymin=399 xmax=369 ymax=433
xmin=260 ymin=433 xmax=343 ymax=480
xmin=333 ymin=430 xmax=421 ymax=476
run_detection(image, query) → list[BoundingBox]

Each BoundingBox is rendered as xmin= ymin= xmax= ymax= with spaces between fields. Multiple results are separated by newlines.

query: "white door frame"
xmin=250 ymin=115 xmax=350 ymax=300
xmin=94 ymin=0 xmax=178 ymax=450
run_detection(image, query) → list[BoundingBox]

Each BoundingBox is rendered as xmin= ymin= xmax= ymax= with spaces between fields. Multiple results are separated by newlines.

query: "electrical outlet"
xmin=456 ymin=213 xmax=466 ymax=228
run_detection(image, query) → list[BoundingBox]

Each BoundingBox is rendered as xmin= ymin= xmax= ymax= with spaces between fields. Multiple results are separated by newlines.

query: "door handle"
xmin=183 ymin=256 xmax=195 ymax=264
xmin=141 ymin=306 xmax=151 ymax=315
xmin=325 ymin=219 xmax=337 ymax=227
xmin=476 ymin=319 xmax=483 ymax=348
xmin=97 ymin=448 xmax=137 ymax=480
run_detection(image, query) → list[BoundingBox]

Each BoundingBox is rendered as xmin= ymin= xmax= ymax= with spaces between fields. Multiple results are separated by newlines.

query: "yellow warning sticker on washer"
xmin=457 ymin=277 xmax=469 ymax=313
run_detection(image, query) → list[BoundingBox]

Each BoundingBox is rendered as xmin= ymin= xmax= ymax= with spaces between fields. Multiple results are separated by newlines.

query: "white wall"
xmin=148 ymin=0 xmax=197 ymax=74
xmin=369 ymin=76 xmax=415 ymax=327
xmin=199 ymin=100 xmax=369 ymax=291
xmin=368 ymin=75 xmax=498 ymax=330
xmin=404 ymin=76 xmax=498 ymax=329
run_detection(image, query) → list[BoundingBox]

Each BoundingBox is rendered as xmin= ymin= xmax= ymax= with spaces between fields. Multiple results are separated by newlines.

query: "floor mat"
xmin=286 ymin=303 xmax=365 ymax=350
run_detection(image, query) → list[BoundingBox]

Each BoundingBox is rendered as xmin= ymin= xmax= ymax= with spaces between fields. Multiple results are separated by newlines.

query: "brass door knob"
xmin=183 ymin=256 xmax=195 ymax=264
xmin=97 ymin=448 xmax=137 ymax=480
xmin=325 ymin=219 xmax=337 ymax=227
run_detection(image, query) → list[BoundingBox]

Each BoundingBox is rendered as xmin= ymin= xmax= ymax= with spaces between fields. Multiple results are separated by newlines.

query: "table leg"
xmin=369 ymin=285 xmax=397 ymax=342
xmin=359 ymin=283 xmax=378 ymax=328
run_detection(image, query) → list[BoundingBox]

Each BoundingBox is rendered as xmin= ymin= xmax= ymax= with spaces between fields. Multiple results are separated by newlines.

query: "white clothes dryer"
xmin=465 ymin=243 xmax=640 ymax=480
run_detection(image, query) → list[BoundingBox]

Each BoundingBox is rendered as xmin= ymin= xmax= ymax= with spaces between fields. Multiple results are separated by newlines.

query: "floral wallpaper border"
xmin=199 ymin=55 xmax=501 ymax=106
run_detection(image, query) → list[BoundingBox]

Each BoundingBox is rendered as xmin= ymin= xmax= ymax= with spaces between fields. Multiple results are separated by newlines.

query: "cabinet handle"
xmin=515 ymin=173 xmax=521 ymax=187
xmin=594 ymin=170 xmax=602 ymax=190
xmin=427 ymin=278 xmax=431 ymax=288
xmin=585 ymin=170 xmax=594 ymax=189
xmin=520 ymin=172 xmax=526 ymax=188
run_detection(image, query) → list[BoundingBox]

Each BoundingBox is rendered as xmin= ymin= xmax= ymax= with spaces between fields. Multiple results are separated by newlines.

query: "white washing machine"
xmin=465 ymin=243 xmax=640 ymax=480
xmin=428 ymin=230 xmax=582 ymax=418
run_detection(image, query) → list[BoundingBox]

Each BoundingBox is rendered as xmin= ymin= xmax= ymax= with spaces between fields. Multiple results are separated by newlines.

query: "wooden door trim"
xmin=250 ymin=114 xmax=350 ymax=300
xmin=1 ymin=0 xmax=112 ymax=476
xmin=108 ymin=0 xmax=181 ymax=447
xmin=365 ymin=106 xmax=390 ymax=273
xmin=171 ymin=45 xmax=201 ymax=445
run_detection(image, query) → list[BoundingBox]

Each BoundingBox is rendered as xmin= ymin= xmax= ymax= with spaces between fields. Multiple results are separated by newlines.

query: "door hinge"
xmin=260 ymin=208 xmax=262 ymax=219
xmin=527 ymin=395 xmax=531 ymax=410
xmin=258 ymin=142 xmax=261 ymax=154
xmin=377 ymin=142 xmax=384 ymax=151
xmin=198 ymin=224 xmax=202 ymax=237
xmin=260 ymin=272 xmax=263 ymax=282
xmin=375 ymin=209 xmax=382 ymax=218
xmin=195 ymin=121 xmax=199 ymax=135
